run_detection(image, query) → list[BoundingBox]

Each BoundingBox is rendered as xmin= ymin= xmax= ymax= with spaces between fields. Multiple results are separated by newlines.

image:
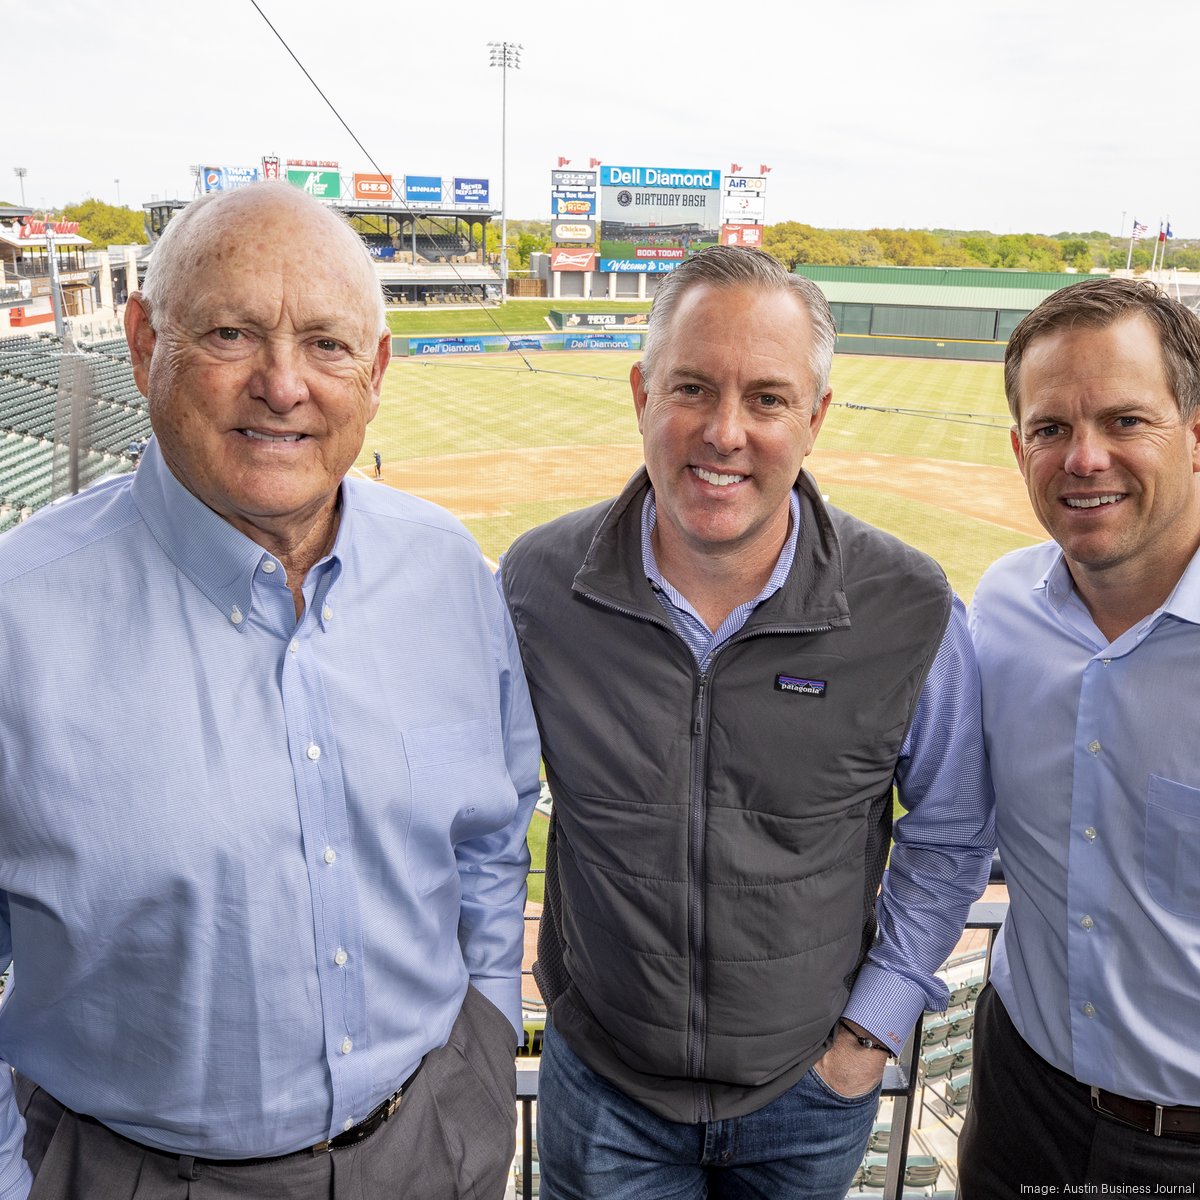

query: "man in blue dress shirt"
xmin=501 ymin=247 xmax=994 ymax=1200
xmin=0 ymin=182 xmax=540 ymax=1198
xmin=961 ymin=277 xmax=1200 ymax=1191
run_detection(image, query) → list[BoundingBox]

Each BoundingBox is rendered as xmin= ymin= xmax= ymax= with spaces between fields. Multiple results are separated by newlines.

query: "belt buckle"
xmin=1090 ymin=1086 xmax=1164 ymax=1136
xmin=384 ymin=1089 xmax=404 ymax=1120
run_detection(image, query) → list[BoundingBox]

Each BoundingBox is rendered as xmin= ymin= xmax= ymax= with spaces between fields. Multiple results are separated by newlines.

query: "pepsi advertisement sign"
xmin=201 ymin=165 xmax=261 ymax=193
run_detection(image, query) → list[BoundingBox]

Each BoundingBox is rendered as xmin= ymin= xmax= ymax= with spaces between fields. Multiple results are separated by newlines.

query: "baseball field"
xmin=355 ymin=349 xmax=1044 ymax=603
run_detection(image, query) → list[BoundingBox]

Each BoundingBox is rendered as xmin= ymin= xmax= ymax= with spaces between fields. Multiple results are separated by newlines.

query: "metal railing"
xmin=513 ymin=898 xmax=1006 ymax=1200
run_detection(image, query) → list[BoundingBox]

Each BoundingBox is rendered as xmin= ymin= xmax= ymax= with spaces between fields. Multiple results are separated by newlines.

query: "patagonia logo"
xmin=775 ymin=674 xmax=826 ymax=698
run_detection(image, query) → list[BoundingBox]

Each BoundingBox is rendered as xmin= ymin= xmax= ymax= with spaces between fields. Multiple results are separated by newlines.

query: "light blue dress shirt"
xmin=0 ymin=438 xmax=541 ymax=1196
xmin=641 ymin=488 xmax=995 ymax=1054
xmin=970 ymin=541 xmax=1200 ymax=1106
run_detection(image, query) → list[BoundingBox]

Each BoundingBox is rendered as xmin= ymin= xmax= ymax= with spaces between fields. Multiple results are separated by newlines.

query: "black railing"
xmin=513 ymin=898 xmax=1006 ymax=1200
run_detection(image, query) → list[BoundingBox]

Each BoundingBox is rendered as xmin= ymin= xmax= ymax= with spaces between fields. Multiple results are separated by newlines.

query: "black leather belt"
xmin=81 ymin=1065 xmax=419 ymax=1174
xmin=1090 ymin=1086 xmax=1200 ymax=1139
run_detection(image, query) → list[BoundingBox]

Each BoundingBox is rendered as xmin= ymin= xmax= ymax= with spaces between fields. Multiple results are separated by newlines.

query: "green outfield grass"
xmin=358 ymin=349 xmax=1039 ymax=601
xmin=386 ymin=298 xmax=651 ymax=336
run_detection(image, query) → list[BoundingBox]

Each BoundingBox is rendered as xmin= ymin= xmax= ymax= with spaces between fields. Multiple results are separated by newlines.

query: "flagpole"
xmin=1126 ymin=229 xmax=1135 ymax=271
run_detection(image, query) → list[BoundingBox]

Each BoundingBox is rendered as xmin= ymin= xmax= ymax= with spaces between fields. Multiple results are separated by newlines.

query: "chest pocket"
xmin=1145 ymin=775 xmax=1200 ymax=917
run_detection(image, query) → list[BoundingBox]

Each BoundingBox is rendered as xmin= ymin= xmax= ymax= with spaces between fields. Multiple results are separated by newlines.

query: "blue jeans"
xmin=537 ymin=1021 xmax=879 ymax=1200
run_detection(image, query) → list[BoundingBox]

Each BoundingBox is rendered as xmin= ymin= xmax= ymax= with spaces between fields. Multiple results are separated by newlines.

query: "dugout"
xmin=794 ymin=265 xmax=1093 ymax=362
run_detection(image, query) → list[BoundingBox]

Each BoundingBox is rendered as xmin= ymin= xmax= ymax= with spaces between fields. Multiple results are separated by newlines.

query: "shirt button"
xmin=1084 ymin=827 xmax=1097 ymax=842
xmin=261 ymin=560 xmax=277 ymax=574
xmin=322 ymin=605 xmax=333 ymax=622
xmin=289 ymin=641 xmax=298 ymax=654
xmin=230 ymin=606 xmax=244 ymax=625
xmin=307 ymin=743 xmax=321 ymax=761
xmin=1101 ymin=657 xmax=1111 ymax=667
xmin=1087 ymin=740 xmax=1101 ymax=755
xmin=1080 ymin=915 xmax=1094 ymax=930
xmin=334 ymin=948 xmax=348 ymax=966
xmin=342 ymin=1117 xmax=355 ymax=1132
xmin=340 ymin=1037 xmax=353 ymax=1055
xmin=1082 ymin=1002 xmax=1096 ymax=1018
xmin=323 ymin=847 xmax=337 ymax=865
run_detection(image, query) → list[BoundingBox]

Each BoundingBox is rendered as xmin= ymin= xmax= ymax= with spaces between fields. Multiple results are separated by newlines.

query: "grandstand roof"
xmin=794 ymin=264 xmax=1087 ymax=290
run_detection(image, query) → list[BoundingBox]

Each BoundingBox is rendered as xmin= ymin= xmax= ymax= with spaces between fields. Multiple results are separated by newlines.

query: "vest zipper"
xmin=688 ymin=670 xmax=710 ymax=1121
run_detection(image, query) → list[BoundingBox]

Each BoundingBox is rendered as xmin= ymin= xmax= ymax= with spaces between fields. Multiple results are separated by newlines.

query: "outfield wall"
xmin=391 ymin=331 xmax=644 ymax=356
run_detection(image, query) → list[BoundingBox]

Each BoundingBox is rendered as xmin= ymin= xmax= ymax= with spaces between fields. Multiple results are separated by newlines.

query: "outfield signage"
xmin=201 ymin=165 xmax=260 ymax=192
xmin=599 ymin=163 xmax=722 ymax=271
xmin=405 ymin=175 xmax=443 ymax=202
xmin=454 ymin=177 xmax=489 ymax=204
xmin=287 ymin=168 xmax=341 ymax=198
xmin=563 ymin=332 xmax=641 ymax=351
xmin=553 ymin=311 xmax=648 ymax=329
xmin=551 ymin=248 xmax=597 ymax=271
xmin=353 ymin=173 xmax=394 ymax=201
xmin=725 ymin=175 xmax=766 ymax=192
xmin=410 ymin=336 xmax=485 ymax=356
xmin=599 ymin=258 xmax=679 ymax=273
xmin=551 ymin=220 xmax=596 ymax=244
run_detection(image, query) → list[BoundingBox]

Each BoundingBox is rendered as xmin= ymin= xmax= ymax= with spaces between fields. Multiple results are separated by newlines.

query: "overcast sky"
xmin=7 ymin=0 xmax=1195 ymax=238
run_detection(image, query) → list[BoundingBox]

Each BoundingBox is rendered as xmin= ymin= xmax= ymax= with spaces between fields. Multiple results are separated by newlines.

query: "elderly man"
xmin=500 ymin=246 xmax=994 ymax=1199
xmin=0 ymin=182 xmax=539 ymax=1199
xmin=960 ymin=277 xmax=1200 ymax=1192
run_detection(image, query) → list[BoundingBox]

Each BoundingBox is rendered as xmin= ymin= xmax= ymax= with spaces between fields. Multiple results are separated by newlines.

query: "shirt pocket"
xmin=1145 ymin=775 xmax=1200 ymax=917
xmin=404 ymin=717 xmax=513 ymax=895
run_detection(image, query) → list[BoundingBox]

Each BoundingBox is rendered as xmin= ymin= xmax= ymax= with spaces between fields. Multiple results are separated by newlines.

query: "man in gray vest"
xmin=501 ymin=246 xmax=994 ymax=1200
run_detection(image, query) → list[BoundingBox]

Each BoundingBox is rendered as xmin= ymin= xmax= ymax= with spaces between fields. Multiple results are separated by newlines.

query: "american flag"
xmin=1131 ymin=219 xmax=1149 ymax=238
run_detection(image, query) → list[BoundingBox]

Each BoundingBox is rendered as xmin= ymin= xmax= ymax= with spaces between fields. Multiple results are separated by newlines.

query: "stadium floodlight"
xmin=487 ymin=40 xmax=522 ymax=299
xmin=13 ymin=167 xmax=27 ymax=207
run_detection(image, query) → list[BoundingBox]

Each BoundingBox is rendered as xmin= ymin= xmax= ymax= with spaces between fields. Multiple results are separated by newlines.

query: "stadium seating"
xmin=0 ymin=335 xmax=148 ymax=531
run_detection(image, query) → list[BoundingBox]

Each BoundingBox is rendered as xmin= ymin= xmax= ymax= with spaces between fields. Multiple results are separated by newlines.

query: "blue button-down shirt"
xmin=641 ymin=488 xmax=995 ymax=1053
xmin=0 ymin=439 xmax=540 ymax=1196
xmin=971 ymin=541 xmax=1200 ymax=1106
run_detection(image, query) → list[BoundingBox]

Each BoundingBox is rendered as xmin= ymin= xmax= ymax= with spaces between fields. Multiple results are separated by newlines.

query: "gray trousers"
xmin=16 ymin=986 xmax=516 ymax=1200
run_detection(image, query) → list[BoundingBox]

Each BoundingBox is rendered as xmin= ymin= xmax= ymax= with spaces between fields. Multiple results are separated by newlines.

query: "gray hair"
xmin=640 ymin=245 xmax=837 ymax=398
xmin=139 ymin=181 xmax=387 ymax=335
xmin=1005 ymin=276 xmax=1200 ymax=421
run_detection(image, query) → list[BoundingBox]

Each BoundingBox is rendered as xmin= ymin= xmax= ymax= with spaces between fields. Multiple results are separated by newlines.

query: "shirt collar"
xmin=1037 ymin=542 xmax=1200 ymax=628
xmin=132 ymin=436 xmax=348 ymax=628
xmin=639 ymin=486 xmax=802 ymax=606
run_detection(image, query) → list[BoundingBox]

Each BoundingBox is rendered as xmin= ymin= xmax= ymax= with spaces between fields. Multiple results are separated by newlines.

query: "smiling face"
xmin=126 ymin=188 xmax=389 ymax=556
xmin=1012 ymin=315 xmax=1200 ymax=595
xmin=631 ymin=283 xmax=831 ymax=580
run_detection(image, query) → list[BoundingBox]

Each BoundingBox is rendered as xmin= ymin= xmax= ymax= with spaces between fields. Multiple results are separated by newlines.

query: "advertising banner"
xmin=556 ymin=311 xmax=648 ymax=329
xmin=551 ymin=219 xmax=597 ymax=244
xmin=563 ymin=332 xmax=641 ymax=351
xmin=286 ymin=169 xmax=341 ymax=198
xmin=725 ymin=175 xmax=767 ymax=192
xmin=552 ymin=170 xmax=597 ymax=189
xmin=551 ymin=191 xmax=597 ymax=217
xmin=598 ymin=164 xmax=721 ymax=268
xmin=721 ymin=224 xmax=765 ymax=248
xmin=598 ymin=258 xmax=678 ymax=273
xmin=405 ymin=175 xmax=443 ymax=203
xmin=409 ymin=336 xmax=485 ymax=356
xmin=261 ymin=156 xmax=280 ymax=180
xmin=353 ymin=173 xmax=394 ymax=201
xmin=454 ymin=177 xmax=490 ymax=204
xmin=201 ymin=166 xmax=260 ymax=192
xmin=551 ymin=248 xmax=598 ymax=272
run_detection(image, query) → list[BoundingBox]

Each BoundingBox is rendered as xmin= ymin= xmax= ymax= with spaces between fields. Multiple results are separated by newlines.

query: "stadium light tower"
xmin=14 ymin=167 xmax=27 ymax=207
xmin=488 ymin=40 xmax=522 ymax=299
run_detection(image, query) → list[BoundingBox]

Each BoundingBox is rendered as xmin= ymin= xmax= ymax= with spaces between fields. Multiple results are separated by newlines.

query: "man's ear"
xmin=630 ymin=362 xmax=648 ymax=433
xmin=125 ymin=295 xmax=157 ymax=399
